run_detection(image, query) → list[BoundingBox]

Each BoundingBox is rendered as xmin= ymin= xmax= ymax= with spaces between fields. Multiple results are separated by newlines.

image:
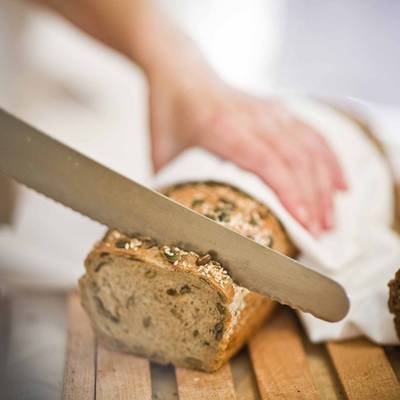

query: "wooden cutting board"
xmin=63 ymin=292 xmax=400 ymax=399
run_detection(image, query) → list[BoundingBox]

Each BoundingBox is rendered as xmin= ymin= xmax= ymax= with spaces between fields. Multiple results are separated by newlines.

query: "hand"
xmin=148 ymin=68 xmax=347 ymax=236
xmin=32 ymin=0 xmax=347 ymax=234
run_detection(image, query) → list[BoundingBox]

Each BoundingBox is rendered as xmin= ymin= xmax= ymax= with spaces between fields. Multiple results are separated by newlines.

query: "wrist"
xmin=147 ymin=48 xmax=218 ymax=91
xmin=123 ymin=3 xmax=217 ymax=87
xmin=130 ymin=31 xmax=212 ymax=85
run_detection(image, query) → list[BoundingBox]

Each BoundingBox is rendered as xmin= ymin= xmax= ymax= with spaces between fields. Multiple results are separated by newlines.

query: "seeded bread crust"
xmin=388 ymin=269 xmax=400 ymax=339
xmin=80 ymin=182 xmax=296 ymax=371
xmin=163 ymin=181 xmax=296 ymax=256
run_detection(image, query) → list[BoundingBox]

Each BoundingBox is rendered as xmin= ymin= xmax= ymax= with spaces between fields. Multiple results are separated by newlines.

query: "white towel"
xmin=154 ymin=98 xmax=400 ymax=344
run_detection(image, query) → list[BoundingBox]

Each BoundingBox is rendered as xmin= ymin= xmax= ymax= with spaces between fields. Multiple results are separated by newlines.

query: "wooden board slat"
xmin=231 ymin=347 xmax=261 ymax=400
xmin=176 ymin=362 xmax=236 ymax=400
xmin=327 ymin=338 xmax=400 ymax=400
xmin=63 ymin=294 xmax=400 ymax=400
xmin=304 ymin=341 xmax=344 ymax=399
xmin=96 ymin=344 xmax=152 ymax=400
xmin=249 ymin=308 xmax=319 ymax=399
xmin=63 ymin=292 xmax=96 ymax=400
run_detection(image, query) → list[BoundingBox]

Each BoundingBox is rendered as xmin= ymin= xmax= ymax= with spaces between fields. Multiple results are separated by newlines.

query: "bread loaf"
xmin=389 ymin=269 xmax=400 ymax=339
xmin=79 ymin=182 xmax=296 ymax=371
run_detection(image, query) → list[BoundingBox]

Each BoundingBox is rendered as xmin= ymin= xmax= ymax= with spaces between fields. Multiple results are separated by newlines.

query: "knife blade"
xmin=0 ymin=108 xmax=349 ymax=322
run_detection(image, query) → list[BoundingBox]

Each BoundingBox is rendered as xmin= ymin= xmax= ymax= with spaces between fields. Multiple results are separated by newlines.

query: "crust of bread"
xmin=163 ymin=181 xmax=297 ymax=256
xmin=81 ymin=236 xmax=275 ymax=370
xmin=388 ymin=269 xmax=400 ymax=339
xmin=80 ymin=182 xmax=296 ymax=371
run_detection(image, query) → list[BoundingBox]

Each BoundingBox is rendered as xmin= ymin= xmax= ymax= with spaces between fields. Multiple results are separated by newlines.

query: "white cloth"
xmin=154 ymin=98 xmax=400 ymax=344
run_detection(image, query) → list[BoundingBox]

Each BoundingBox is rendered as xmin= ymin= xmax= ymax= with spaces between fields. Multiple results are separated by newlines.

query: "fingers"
xmin=199 ymin=120 xmax=311 ymax=228
xmin=191 ymin=97 xmax=347 ymax=235
xmin=257 ymin=106 xmax=345 ymax=234
xmin=281 ymin=116 xmax=347 ymax=230
xmin=258 ymin=129 xmax=322 ymax=235
xmin=315 ymin=159 xmax=335 ymax=230
xmin=268 ymin=108 xmax=348 ymax=230
xmin=291 ymin=119 xmax=348 ymax=191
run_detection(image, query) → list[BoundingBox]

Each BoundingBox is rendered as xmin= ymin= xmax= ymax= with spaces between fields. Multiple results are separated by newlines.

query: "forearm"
xmin=31 ymin=0 xmax=211 ymax=81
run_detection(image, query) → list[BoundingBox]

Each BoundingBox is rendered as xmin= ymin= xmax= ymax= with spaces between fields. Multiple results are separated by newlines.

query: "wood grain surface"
xmin=176 ymin=363 xmax=236 ymax=400
xmin=249 ymin=308 xmax=319 ymax=399
xmin=96 ymin=344 xmax=152 ymax=400
xmin=63 ymin=292 xmax=96 ymax=400
xmin=327 ymin=339 xmax=400 ymax=400
xmin=63 ymin=293 xmax=400 ymax=399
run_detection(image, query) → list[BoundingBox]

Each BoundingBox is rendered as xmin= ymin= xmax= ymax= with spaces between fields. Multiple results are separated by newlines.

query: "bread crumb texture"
xmin=80 ymin=181 xmax=296 ymax=371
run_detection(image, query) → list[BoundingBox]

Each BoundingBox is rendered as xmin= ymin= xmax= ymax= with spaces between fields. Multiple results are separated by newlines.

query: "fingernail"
xmin=325 ymin=209 xmax=334 ymax=229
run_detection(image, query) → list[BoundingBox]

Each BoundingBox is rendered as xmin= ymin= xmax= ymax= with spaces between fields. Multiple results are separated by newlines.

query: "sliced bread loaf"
xmin=79 ymin=182 xmax=296 ymax=371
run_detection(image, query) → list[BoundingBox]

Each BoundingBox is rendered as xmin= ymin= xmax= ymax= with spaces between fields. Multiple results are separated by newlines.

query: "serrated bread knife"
xmin=0 ymin=108 xmax=349 ymax=322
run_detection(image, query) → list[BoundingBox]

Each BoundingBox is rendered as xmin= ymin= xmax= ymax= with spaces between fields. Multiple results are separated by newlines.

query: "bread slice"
xmin=79 ymin=182 xmax=296 ymax=371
